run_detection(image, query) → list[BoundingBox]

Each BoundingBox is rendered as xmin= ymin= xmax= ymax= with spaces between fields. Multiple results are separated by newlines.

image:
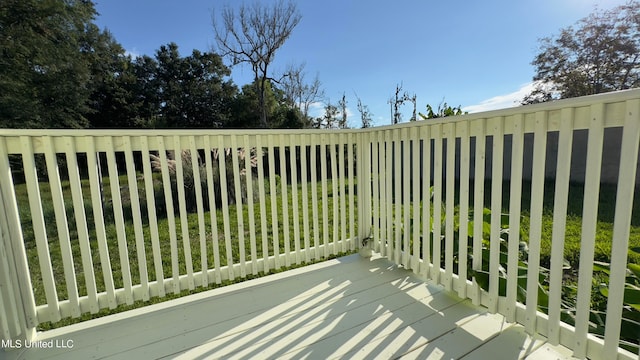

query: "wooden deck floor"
xmin=4 ymin=254 xmax=577 ymax=360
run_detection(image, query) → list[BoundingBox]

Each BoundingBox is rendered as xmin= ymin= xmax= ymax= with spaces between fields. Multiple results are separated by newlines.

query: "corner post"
xmin=0 ymin=138 xmax=37 ymax=346
xmin=357 ymin=130 xmax=373 ymax=258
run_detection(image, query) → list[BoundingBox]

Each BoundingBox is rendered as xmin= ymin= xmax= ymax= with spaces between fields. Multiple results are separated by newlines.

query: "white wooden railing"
xmin=0 ymin=130 xmax=366 ymax=343
xmin=2 ymin=89 xmax=640 ymax=359
xmin=363 ymin=89 xmax=640 ymax=360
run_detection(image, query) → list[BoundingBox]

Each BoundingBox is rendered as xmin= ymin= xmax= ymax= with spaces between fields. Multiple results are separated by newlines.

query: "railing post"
xmin=357 ymin=131 xmax=372 ymax=258
xmin=602 ymin=99 xmax=640 ymax=358
xmin=574 ymin=103 xmax=605 ymax=358
xmin=0 ymin=139 xmax=37 ymax=345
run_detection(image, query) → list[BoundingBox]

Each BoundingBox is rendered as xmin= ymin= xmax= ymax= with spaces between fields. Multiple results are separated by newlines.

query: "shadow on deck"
xmin=5 ymin=254 xmax=575 ymax=360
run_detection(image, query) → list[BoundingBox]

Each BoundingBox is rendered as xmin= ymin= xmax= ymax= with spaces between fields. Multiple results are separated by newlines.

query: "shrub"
xmin=148 ymin=148 xmax=259 ymax=216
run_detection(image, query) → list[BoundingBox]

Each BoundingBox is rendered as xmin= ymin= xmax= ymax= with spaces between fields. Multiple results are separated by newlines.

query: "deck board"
xmin=458 ymin=325 xmax=549 ymax=360
xmin=4 ymin=254 xmax=575 ymax=360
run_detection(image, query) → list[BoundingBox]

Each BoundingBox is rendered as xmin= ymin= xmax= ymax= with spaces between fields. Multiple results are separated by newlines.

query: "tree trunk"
xmin=259 ymin=77 xmax=268 ymax=128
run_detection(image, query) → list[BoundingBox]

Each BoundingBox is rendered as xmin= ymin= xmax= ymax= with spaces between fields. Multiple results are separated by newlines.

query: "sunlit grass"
xmin=14 ymin=172 xmax=640 ymax=332
xmin=14 ymin=174 xmax=357 ymax=330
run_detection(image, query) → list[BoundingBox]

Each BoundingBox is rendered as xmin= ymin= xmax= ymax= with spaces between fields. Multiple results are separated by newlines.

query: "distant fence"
xmin=468 ymin=127 xmax=638 ymax=184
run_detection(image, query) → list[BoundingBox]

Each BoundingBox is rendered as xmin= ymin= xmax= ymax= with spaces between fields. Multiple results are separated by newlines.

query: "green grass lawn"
xmin=10 ymin=171 xmax=640 ymax=331
xmin=503 ymin=180 xmax=640 ymax=266
xmin=382 ymin=179 xmax=640 ymax=267
xmin=12 ymin=173 xmax=357 ymax=330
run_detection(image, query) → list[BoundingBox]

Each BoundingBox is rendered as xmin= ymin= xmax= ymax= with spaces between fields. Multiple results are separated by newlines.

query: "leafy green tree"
xmin=130 ymin=55 xmax=162 ymax=127
xmin=89 ymin=42 xmax=236 ymax=129
xmin=272 ymin=107 xmax=305 ymax=129
xmin=524 ymin=1 xmax=640 ymax=103
xmin=419 ymin=102 xmax=465 ymax=119
xmin=85 ymin=27 xmax=150 ymax=129
xmin=231 ymin=83 xmax=266 ymax=128
xmin=155 ymin=43 xmax=185 ymax=127
xmin=231 ymin=79 xmax=302 ymax=128
xmin=154 ymin=43 xmax=237 ymax=128
xmin=0 ymin=0 xmax=101 ymax=128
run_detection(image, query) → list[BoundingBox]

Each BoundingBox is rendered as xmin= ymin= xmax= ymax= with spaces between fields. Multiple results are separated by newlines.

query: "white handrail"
xmin=2 ymin=88 xmax=640 ymax=359
xmin=362 ymin=91 xmax=639 ymax=360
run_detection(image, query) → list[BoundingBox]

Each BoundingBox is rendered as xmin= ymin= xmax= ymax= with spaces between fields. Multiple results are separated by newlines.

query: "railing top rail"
xmin=0 ymin=127 xmax=364 ymax=137
xmin=371 ymin=87 xmax=640 ymax=130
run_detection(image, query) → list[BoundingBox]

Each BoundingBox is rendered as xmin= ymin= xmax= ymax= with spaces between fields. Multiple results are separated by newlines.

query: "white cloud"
xmin=307 ymin=101 xmax=324 ymax=118
xmin=463 ymin=82 xmax=539 ymax=113
xmin=125 ymin=48 xmax=141 ymax=59
xmin=306 ymin=102 xmax=356 ymax=119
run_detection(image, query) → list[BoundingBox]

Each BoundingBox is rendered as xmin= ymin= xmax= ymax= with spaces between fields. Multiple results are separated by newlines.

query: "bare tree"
xmin=355 ymin=93 xmax=373 ymax=128
xmin=280 ymin=62 xmax=324 ymax=125
xmin=337 ymin=93 xmax=348 ymax=129
xmin=213 ymin=1 xmax=301 ymax=127
xmin=407 ymin=93 xmax=417 ymax=121
xmin=389 ymin=82 xmax=416 ymax=124
xmin=314 ymin=100 xmax=339 ymax=128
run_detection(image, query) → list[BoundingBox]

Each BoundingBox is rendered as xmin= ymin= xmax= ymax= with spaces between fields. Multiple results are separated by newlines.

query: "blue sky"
xmin=93 ymin=0 xmax=629 ymax=127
